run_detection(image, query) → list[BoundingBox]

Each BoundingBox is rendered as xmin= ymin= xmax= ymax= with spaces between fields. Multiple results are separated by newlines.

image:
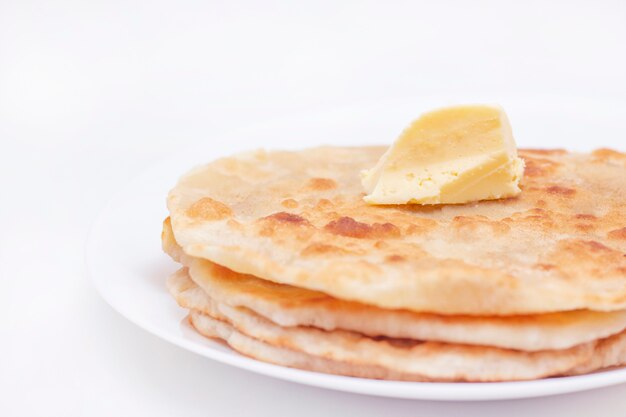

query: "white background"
xmin=1 ymin=1 xmax=625 ymax=416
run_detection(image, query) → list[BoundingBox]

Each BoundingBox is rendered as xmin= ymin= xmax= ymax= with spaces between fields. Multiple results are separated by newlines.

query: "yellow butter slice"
xmin=361 ymin=105 xmax=524 ymax=205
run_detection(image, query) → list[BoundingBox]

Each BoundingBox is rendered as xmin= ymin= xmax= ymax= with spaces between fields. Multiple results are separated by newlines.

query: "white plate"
xmin=87 ymin=94 xmax=626 ymax=401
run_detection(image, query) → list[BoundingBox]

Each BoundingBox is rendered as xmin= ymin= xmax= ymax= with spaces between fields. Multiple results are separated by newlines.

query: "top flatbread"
xmin=168 ymin=147 xmax=626 ymax=315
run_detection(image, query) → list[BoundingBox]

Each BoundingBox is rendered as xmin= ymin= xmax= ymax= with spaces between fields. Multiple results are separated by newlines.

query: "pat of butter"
xmin=361 ymin=105 xmax=524 ymax=205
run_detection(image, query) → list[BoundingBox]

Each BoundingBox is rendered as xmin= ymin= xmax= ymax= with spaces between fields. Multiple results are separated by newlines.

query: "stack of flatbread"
xmin=163 ymin=146 xmax=626 ymax=382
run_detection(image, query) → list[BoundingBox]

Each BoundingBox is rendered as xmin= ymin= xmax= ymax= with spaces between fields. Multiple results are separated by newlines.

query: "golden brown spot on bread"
xmin=258 ymin=212 xmax=314 ymax=239
xmin=525 ymin=215 xmax=544 ymax=221
xmin=306 ymin=177 xmax=337 ymax=191
xmin=584 ymin=240 xmax=610 ymax=252
xmin=315 ymin=199 xmax=334 ymax=210
xmin=324 ymin=216 xmax=401 ymax=239
xmin=386 ymin=255 xmax=406 ymax=262
xmin=523 ymin=158 xmax=561 ymax=177
xmin=503 ymin=208 xmax=553 ymax=228
xmin=559 ymin=239 xmax=614 ymax=259
xmin=264 ymin=212 xmax=310 ymax=225
xmin=542 ymin=239 xmax=626 ymax=281
xmin=593 ymin=148 xmax=623 ymax=157
xmin=608 ymin=227 xmax=626 ymax=240
xmin=226 ymin=219 xmax=243 ymax=230
xmin=546 ymin=185 xmax=576 ymax=197
xmin=575 ymin=223 xmax=595 ymax=232
xmin=575 ymin=214 xmax=597 ymax=220
xmin=301 ymin=243 xmax=357 ymax=257
xmin=404 ymin=218 xmax=438 ymax=235
xmin=592 ymin=148 xmax=626 ymax=164
xmin=281 ymin=199 xmax=299 ymax=209
xmin=187 ymin=197 xmax=232 ymax=221
xmin=452 ymin=216 xmax=511 ymax=236
xmin=520 ymin=149 xmax=567 ymax=155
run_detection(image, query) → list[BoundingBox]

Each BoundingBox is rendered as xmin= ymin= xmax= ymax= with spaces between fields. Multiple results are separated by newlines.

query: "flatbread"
xmin=162 ymin=217 xmax=626 ymax=351
xmin=168 ymin=268 xmax=604 ymax=382
xmin=188 ymin=311 xmax=426 ymax=381
xmin=167 ymin=147 xmax=626 ymax=315
xmin=190 ymin=311 xmax=626 ymax=381
xmin=566 ymin=329 xmax=626 ymax=376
